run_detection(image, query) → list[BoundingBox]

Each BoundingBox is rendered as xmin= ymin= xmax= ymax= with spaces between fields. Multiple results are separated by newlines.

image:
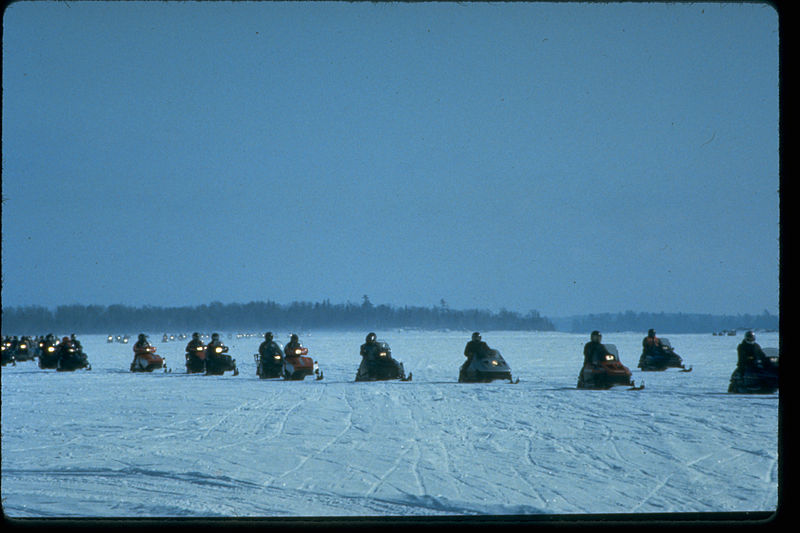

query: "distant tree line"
xmin=566 ymin=310 xmax=779 ymax=334
xmin=1 ymin=297 xmax=555 ymax=334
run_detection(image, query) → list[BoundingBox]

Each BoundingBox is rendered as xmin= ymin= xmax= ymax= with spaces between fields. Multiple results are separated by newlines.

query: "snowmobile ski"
xmin=627 ymin=381 xmax=645 ymax=390
xmin=680 ymin=366 xmax=693 ymax=372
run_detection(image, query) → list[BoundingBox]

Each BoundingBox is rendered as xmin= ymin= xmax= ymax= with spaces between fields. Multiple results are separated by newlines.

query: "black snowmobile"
xmin=1 ymin=338 xmax=15 ymax=367
xmin=355 ymin=341 xmax=411 ymax=382
xmin=255 ymin=342 xmax=285 ymax=379
xmin=56 ymin=343 xmax=92 ymax=372
xmin=728 ymin=347 xmax=779 ymax=394
xmin=637 ymin=338 xmax=691 ymax=372
xmin=459 ymin=348 xmax=516 ymax=383
xmin=205 ymin=343 xmax=239 ymax=376
xmin=577 ymin=344 xmax=640 ymax=390
xmin=13 ymin=337 xmax=36 ymax=362
xmin=38 ymin=339 xmax=60 ymax=369
xmin=185 ymin=344 xmax=207 ymax=374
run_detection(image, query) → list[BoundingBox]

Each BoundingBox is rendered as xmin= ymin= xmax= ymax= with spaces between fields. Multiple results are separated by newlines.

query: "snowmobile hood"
xmin=471 ymin=349 xmax=512 ymax=373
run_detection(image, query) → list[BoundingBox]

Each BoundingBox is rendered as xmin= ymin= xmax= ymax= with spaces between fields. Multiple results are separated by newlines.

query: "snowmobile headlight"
xmin=605 ymin=354 xmax=615 ymax=361
xmin=196 ymin=346 xmax=204 ymax=352
xmin=273 ymin=355 xmax=282 ymax=360
xmin=47 ymin=346 xmax=55 ymax=353
xmin=295 ymin=349 xmax=302 ymax=355
xmin=491 ymin=360 xmax=499 ymax=366
xmin=19 ymin=344 xmax=27 ymax=349
xmin=215 ymin=346 xmax=223 ymax=353
xmin=379 ymin=352 xmax=388 ymax=357
xmin=769 ymin=356 xmax=779 ymax=364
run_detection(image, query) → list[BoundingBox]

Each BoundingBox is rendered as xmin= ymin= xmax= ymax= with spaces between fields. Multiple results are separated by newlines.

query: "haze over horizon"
xmin=2 ymin=2 xmax=780 ymax=318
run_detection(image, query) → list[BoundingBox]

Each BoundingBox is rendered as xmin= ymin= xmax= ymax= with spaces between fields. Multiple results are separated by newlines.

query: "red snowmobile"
xmin=578 ymin=344 xmax=642 ymax=390
xmin=130 ymin=345 xmax=168 ymax=372
xmin=283 ymin=343 xmax=323 ymax=381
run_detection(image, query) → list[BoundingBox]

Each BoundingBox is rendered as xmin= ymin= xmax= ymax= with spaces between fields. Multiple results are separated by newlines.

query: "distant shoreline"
xmin=1 ymin=301 xmax=778 ymax=335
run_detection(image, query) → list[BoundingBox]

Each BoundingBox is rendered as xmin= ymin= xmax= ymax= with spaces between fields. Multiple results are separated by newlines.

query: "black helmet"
xmin=138 ymin=333 xmax=147 ymax=341
xmin=290 ymin=334 xmax=299 ymax=342
xmin=471 ymin=332 xmax=481 ymax=341
xmin=212 ymin=333 xmax=219 ymax=340
xmin=591 ymin=330 xmax=602 ymax=339
xmin=648 ymin=329 xmax=656 ymax=336
xmin=265 ymin=332 xmax=273 ymax=341
xmin=366 ymin=332 xmax=377 ymax=342
xmin=744 ymin=331 xmax=755 ymax=342
xmin=192 ymin=332 xmax=200 ymax=339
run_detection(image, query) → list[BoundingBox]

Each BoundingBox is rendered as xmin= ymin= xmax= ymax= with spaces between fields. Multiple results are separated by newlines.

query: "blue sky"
xmin=1 ymin=1 xmax=780 ymax=317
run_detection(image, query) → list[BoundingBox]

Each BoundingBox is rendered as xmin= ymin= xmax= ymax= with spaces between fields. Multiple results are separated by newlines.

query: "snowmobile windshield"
xmin=763 ymin=347 xmax=779 ymax=365
xmin=271 ymin=343 xmax=284 ymax=355
xmin=604 ymin=344 xmax=620 ymax=361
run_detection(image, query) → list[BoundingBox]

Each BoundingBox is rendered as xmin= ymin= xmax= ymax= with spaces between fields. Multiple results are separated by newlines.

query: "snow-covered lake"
xmin=1 ymin=330 xmax=779 ymax=518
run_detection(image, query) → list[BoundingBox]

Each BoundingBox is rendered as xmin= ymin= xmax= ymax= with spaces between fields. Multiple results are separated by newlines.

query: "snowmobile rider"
xmin=736 ymin=331 xmax=772 ymax=373
xmin=360 ymin=332 xmax=380 ymax=361
xmin=207 ymin=333 xmax=226 ymax=355
xmin=55 ymin=336 xmax=74 ymax=358
xmin=642 ymin=329 xmax=665 ymax=356
xmin=284 ymin=334 xmax=302 ymax=358
xmin=583 ymin=331 xmax=609 ymax=367
xmin=134 ymin=333 xmax=152 ymax=352
xmin=259 ymin=332 xmax=281 ymax=358
xmin=463 ymin=332 xmax=491 ymax=365
xmin=70 ymin=334 xmax=83 ymax=352
xmin=185 ymin=332 xmax=204 ymax=354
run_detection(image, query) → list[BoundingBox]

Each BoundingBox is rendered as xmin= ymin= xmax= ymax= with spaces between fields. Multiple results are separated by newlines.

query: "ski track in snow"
xmin=1 ymin=331 xmax=779 ymax=518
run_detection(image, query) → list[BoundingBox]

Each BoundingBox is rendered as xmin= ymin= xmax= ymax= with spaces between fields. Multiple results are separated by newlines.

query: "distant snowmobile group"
xmin=2 ymin=333 xmax=91 ymax=371
xmin=1 ymin=329 xmax=778 ymax=394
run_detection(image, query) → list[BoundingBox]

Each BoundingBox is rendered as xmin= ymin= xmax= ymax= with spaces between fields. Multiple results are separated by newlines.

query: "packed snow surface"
xmin=1 ymin=330 xmax=779 ymax=518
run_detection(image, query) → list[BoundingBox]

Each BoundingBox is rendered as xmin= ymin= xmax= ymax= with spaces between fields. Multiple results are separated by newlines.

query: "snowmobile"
xmin=254 ymin=342 xmax=285 ymax=379
xmin=56 ymin=342 xmax=91 ymax=372
xmin=107 ymin=335 xmax=114 ymax=343
xmin=1 ymin=338 xmax=15 ymax=367
xmin=458 ymin=348 xmax=516 ymax=383
xmin=577 ymin=344 xmax=640 ymax=390
xmin=13 ymin=337 xmax=36 ymax=362
xmin=204 ymin=343 xmax=239 ymax=376
xmin=728 ymin=347 xmax=779 ymax=394
xmin=283 ymin=344 xmax=323 ymax=381
xmin=637 ymin=338 xmax=691 ymax=372
xmin=355 ymin=341 xmax=411 ymax=381
xmin=38 ymin=339 xmax=60 ymax=369
xmin=185 ymin=344 xmax=207 ymax=374
xmin=130 ymin=345 xmax=168 ymax=372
